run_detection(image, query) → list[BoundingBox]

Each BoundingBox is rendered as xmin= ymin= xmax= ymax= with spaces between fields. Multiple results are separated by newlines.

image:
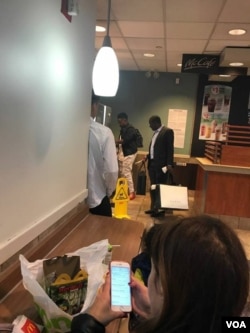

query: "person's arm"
xmin=167 ymin=129 xmax=174 ymax=166
xmin=122 ymin=126 xmax=136 ymax=145
xmin=71 ymin=274 xmax=125 ymax=333
xmin=130 ymin=276 xmax=151 ymax=319
xmin=115 ymin=138 xmax=123 ymax=145
xmin=163 ymin=129 xmax=174 ymax=170
xmin=103 ymin=130 xmax=119 ymax=196
xmin=71 ymin=313 xmax=105 ymax=333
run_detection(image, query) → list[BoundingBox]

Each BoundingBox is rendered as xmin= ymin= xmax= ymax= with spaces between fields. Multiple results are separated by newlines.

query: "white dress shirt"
xmin=150 ymin=125 xmax=163 ymax=159
xmin=87 ymin=118 xmax=118 ymax=208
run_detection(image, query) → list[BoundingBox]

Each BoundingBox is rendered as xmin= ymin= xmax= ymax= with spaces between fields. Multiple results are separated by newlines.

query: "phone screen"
xmin=111 ymin=264 xmax=131 ymax=310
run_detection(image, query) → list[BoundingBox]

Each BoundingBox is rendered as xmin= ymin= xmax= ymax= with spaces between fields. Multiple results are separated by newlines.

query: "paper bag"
xmin=43 ymin=255 xmax=88 ymax=315
xmin=20 ymin=239 xmax=109 ymax=333
xmin=156 ymin=184 xmax=189 ymax=210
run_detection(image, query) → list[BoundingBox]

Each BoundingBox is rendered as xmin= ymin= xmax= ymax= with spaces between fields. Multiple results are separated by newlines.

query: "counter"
xmin=134 ymin=153 xmax=198 ymax=190
xmin=196 ymin=158 xmax=250 ymax=175
xmin=194 ymin=157 xmax=250 ymax=219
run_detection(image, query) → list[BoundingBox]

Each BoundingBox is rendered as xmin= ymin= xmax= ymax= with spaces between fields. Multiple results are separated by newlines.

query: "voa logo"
xmin=226 ymin=321 xmax=247 ymax=328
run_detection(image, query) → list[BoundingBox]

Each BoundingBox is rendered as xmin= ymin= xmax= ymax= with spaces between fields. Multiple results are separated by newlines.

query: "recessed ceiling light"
xmin=96 ymin=25 xmax=106 ymax=32
xmin=144 ymin=53 xmax=155 ymax=57
xmin=228 ymin=29 xmax=246 ymax=36
xmin=229 ymin=62 xmax=244 ymax=66
xmin=177 ymin=63 xmax=182 ymax=67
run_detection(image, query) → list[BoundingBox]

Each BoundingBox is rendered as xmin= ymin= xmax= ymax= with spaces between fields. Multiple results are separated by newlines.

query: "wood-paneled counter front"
xmin=194 ymin=158 xmax=250 ymax=218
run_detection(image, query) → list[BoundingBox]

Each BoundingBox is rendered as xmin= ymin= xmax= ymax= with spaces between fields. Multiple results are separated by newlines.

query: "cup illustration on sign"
xmin=205 ymin=126 xmax=212 ymax=138
xmin=211 ymin=120 xmax=217 ymax=133
xmin=207 ymin=98 xmax=216 ymax=112
xmin=200 ymin=125 xmax=206 ymax=136
xmin=221 ymin=122 xmax=227 ymax=134
xmin=215 ymin=126 xmax=221 ymax=141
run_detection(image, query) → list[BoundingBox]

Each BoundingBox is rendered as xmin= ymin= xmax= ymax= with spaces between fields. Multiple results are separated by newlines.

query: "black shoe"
xmin=151 ymin=211 xmax=165 ymax=218
xmin=145 ymin=209 xmax=154 ymax=214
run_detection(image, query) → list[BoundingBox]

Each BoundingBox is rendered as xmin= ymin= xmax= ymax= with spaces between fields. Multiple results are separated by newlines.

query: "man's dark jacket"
xmin=148 ymin=126 xmax=174 ymax=168
xmin=120 ymin=124 xmax=138 ymax=156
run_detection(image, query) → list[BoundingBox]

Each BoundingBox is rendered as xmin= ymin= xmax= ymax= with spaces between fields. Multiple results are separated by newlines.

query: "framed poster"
xmin=199 ymin=85 xmax=232 ymax=141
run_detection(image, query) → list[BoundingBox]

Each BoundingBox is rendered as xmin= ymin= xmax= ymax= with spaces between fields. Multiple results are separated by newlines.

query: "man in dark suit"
xmin=144 ymin=115 xmax=174 ymax=217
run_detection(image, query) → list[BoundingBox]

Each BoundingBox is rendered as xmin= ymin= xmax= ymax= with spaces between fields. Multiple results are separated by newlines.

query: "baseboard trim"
xmin=0 ymin=201 xmax=89 ymax=301
xmin=0 ymin=190 xmax=88 ymax=265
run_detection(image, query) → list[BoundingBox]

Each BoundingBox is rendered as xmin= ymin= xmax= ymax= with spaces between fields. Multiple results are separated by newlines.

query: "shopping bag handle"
xmin=138 ymin=160 xmax=146 ymax=172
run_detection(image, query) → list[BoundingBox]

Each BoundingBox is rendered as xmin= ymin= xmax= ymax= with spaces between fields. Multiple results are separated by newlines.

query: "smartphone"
xmin=110 ymin=261 xmax=132 ymax=312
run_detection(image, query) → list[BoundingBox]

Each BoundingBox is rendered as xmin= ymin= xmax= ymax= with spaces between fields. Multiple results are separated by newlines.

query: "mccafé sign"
xmin=181 ymin=54 xmax=248 ymax=75
xmin=181 ymin=54 xmax=220 ymax=74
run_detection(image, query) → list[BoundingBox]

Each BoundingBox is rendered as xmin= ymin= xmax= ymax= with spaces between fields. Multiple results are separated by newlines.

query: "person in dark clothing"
xmin=131 ymin=226 xmax=156 ymax=286
xmin=129 ymin=227 xmax=155 ymax=331
xmin=71 ymin=215 xmax=249 ymax=333
xmin=116 ymin=112 xmax=138 ymax=200
xmin=144 ymin=115 xmax=174 ymax=217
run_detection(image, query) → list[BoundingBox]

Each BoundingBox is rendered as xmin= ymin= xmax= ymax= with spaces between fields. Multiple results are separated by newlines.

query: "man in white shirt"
xmin=87 ymin=92 xmax=118 ymax=216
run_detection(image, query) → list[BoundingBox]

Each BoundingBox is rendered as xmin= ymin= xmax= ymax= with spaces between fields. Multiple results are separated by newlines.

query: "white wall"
xmin=0 ymin=0 xmax=96 ymax=264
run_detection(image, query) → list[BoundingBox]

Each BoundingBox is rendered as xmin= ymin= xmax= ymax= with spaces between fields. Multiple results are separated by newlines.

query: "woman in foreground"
xmin=71 ymin=215 xmax=249 ymax=333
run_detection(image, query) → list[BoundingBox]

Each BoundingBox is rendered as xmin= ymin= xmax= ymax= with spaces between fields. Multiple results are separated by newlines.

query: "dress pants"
xmin=148 ymin=160 xmax=168 ymax=211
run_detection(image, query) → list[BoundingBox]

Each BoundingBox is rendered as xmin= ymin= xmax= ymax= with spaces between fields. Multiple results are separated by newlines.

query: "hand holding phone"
xmin=86 ymin=272 xmax=126 ymax=327
xmin=110 ymin=261 xmax=132 ymax=312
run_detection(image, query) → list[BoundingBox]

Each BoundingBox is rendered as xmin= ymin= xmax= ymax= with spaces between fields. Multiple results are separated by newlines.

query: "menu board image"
xmin=199 ymin=85 xmax=232 ymax=141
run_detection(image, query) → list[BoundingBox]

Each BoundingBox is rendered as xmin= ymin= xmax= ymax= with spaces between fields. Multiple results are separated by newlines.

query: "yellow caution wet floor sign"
xmin=112 ymin=178 xmax=130 ymax=219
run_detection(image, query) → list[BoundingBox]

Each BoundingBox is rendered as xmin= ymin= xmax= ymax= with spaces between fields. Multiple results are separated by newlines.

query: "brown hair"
xmin=136 ymin=215 xmax=249 ymax=333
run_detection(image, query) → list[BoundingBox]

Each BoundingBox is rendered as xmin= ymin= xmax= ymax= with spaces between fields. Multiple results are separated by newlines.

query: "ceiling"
xmin=95 ymin=0 xmax=250 ymax=79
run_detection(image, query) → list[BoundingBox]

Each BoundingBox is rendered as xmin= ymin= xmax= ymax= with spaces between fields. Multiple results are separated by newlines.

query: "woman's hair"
xmin=137 ymin=215 xmax=249 ymax=333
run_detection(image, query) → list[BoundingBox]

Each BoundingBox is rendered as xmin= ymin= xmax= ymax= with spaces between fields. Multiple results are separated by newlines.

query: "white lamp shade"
xmin=92 ymin=46 xmax=119 ymax=97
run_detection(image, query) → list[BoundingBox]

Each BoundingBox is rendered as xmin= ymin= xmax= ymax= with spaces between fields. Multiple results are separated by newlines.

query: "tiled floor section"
xmin=114 ymin=190 xmax=250 ymax=333
xmin=115 ymin=190 xmax=195 ymax=231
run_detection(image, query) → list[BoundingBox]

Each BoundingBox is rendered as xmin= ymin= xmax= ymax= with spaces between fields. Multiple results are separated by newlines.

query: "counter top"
xmin=196 ymin=157 xmax=250 ymax=175
xmin=137 ymin=152 xmax=197 ymax=164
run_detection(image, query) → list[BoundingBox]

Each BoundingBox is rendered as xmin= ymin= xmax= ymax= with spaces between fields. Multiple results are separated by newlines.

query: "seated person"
xmin=71 ymin=215 xmax=249 ymax=333
xmin=131 ymin=226 xmax=156 ymax=287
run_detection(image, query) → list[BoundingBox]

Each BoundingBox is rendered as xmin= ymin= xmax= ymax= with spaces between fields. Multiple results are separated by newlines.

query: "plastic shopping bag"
xmin=20 ymin=239 xmax=109 ymax=333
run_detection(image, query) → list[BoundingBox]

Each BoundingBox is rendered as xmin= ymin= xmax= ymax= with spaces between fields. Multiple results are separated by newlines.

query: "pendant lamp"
xmin=92 ymin=0 xmax=119 ymax=97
